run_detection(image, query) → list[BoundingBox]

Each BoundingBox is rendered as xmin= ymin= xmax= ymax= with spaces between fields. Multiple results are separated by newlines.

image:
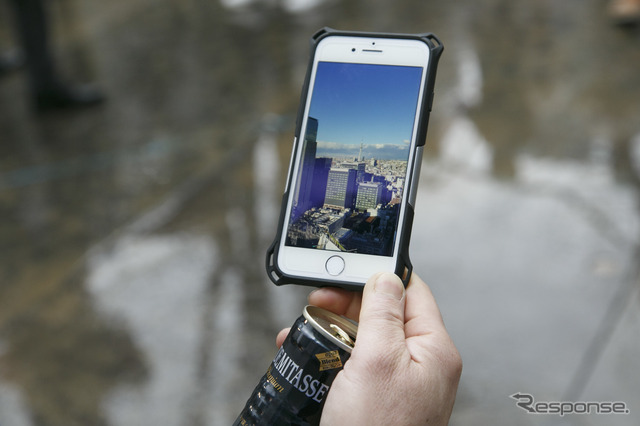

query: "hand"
xmin=276 ymin=272 xmax=462 ymax=425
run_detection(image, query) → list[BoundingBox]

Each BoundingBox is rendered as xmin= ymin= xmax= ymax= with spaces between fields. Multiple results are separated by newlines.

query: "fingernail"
xmin=374 ymin=273 xmax=405 ymax=301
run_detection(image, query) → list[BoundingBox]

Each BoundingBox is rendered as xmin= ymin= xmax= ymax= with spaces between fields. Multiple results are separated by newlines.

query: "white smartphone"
xmin=267 ymin=29 xmax=443 ymax=290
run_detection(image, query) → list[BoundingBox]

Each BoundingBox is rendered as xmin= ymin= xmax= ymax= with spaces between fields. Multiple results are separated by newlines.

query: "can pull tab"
xmin=330 ymin=324 xmax=355 ymax=348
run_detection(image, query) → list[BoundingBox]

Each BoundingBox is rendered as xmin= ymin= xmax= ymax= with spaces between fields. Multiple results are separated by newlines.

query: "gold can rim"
xmin=303 ymin=305 xmax=358 ymax=353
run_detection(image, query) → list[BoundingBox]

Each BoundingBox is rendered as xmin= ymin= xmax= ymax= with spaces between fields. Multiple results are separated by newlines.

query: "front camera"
xmin=351 ymin=48 xmax=356 ymax=52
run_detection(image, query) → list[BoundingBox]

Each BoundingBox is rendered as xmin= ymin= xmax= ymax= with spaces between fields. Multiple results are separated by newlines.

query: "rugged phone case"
xmin=266 ymin=27 xmax=444 ymax=291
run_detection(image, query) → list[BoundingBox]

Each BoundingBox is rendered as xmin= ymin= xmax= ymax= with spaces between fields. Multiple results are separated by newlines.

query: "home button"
xmin=325 ymin=255 xmax=345 ymax=276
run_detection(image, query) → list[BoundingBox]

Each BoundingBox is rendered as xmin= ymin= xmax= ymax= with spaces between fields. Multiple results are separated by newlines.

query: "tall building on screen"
xmin=324 ymin=168 xmax=357 ymax=209
xmin=291 ymin=117 xmax=318 ymax=221
xmin=355 ymin=181 xmax=383 ymax=210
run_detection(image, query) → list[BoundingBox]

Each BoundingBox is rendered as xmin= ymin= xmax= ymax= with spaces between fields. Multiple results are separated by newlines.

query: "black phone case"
xmin=266 ymin=27 xmax=444 ymax=291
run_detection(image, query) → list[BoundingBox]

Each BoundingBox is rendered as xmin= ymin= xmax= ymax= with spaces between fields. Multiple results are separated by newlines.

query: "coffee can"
xmin=234 ymin=305 xmax=358 ymax=426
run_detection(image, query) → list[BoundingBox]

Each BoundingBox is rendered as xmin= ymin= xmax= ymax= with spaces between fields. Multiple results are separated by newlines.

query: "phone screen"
xmin=285 ymin=61 xmax=423 ymax=257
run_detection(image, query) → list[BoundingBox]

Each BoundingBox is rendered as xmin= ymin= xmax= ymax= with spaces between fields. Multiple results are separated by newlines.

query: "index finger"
xmin=307 ymin=286 xmax=363 ymax=322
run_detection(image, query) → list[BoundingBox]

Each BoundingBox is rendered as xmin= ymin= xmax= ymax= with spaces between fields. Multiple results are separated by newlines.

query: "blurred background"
xmin=0 ymin=0 xmax=639 ymax=425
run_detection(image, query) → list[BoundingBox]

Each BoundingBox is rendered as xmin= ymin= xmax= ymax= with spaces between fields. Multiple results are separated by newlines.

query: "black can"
xmin=234 ymin=305 xmax=358 ymax=426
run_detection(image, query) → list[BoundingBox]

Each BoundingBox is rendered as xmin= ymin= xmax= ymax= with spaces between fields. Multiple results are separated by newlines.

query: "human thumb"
xmin=354 ymin=272 xmax=406 ymax=359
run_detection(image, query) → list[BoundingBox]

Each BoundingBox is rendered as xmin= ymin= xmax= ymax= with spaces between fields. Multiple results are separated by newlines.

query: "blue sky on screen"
xmin=309 ymin=61 xmax=422 ymax=159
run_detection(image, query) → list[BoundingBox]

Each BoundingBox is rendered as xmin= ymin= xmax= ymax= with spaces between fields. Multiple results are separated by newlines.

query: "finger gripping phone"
xmin=266 ymin=28 xmax=443 ymax=291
